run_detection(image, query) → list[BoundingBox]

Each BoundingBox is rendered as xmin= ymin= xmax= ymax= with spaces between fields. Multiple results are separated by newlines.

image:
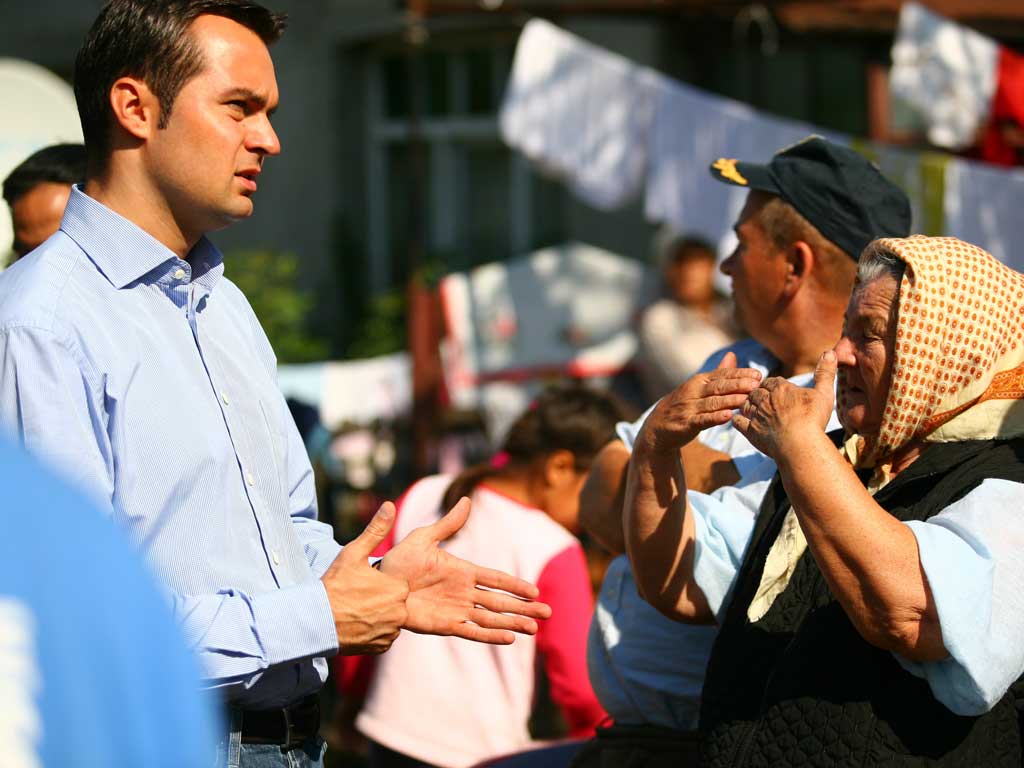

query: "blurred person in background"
xmin=343 ymin=385 xmax=627 ymax=768
xmin=636 ymin=230 xmax=736 ymax=402
xmin=0 ymin=435 xmax=218 ymax=766
xmin=0 ymin=3 xmax=548 ymax=766
xmin=2 ymin=143 xmax=86 ymax=261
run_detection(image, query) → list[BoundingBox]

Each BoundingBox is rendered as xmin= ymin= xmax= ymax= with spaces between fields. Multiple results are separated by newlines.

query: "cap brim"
xmin=708 ymin=159 xmax=780 ymax=193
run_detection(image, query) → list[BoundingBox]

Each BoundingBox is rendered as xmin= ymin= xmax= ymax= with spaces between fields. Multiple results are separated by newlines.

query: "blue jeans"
xmin=218 ymin=710 xmax=327 ymax=768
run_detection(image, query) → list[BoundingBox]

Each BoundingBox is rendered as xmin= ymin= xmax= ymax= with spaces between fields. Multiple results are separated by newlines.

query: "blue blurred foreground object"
xmin=0 ymin=437 xmax=220 ymax=767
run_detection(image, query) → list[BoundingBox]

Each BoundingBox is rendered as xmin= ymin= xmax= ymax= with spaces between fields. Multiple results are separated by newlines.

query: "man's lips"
xmin=235 ymin=169 xmax=260 ymax=192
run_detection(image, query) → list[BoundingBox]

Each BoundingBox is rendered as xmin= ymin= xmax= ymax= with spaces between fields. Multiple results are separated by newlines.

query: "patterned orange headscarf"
xmin=843 ymin=236 xmax=1024 ymax=475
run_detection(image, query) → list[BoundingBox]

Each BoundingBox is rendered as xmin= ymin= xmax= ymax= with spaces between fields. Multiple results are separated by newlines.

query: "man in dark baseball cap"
xmin=709 ymin=135 xmax=911 ymax=371
xmin=709 ymin=134 xmax=912 ymax=261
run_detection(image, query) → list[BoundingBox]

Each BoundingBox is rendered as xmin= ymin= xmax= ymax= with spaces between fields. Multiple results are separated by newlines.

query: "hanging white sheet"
xmin=499 ymin=18 xmax=657 ymax=210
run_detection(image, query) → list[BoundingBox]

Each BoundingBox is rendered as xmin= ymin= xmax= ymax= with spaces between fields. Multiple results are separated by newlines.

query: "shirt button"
xmin=173 ymin=268 xmax=186 ymax=280
xmin=272 ymin=551 xmax=280 ymax=565
xmin=246 ymin=472 xmax=255 ymax=486
xmin=221 ymin=392 xmax=229 ymax=406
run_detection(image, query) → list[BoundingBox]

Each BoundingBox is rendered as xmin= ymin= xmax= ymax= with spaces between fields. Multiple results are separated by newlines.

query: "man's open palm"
xmin=381 ymin=497 xmax=552 ymax=644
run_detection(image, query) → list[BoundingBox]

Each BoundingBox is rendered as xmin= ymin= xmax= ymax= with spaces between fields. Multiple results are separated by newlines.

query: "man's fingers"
xmin=472 ymin=567 xmax=545 ymax=606
xmin=341 ymin=501 xmax=396 ymax=561
xmin=814 ymin=350 xmax=838 ymax=396
xmin=467 ymin=607 xmax=539 ymax=635
xmin=428 ymin=496 xmax=471 ymax=543
xmin=473 ymin=586 xmax=552 ymax=619
xmin=449 ymin=623 xmax=516 ymax=646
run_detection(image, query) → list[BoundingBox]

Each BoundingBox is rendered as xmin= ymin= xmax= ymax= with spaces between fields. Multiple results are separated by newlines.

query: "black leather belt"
xmin=239 ymin=695 xmax=320 ymax=751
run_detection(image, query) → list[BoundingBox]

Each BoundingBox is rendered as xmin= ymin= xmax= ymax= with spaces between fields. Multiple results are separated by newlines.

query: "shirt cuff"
xmin=250 ymin=580 xmax=338 ymax=668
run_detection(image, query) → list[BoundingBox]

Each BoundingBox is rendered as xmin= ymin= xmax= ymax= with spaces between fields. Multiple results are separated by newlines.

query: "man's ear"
xmin=783 ymin=240 xmax=815 ymax=297
xmin=109 ymin=76 xmax=160 ymax=142
xmin=543 ymin=450 xmax=577 ymax=489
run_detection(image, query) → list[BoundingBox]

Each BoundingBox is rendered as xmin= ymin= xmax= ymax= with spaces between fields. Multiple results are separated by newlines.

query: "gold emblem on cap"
xmin=713 ymin=158 xmax=748 ymax=186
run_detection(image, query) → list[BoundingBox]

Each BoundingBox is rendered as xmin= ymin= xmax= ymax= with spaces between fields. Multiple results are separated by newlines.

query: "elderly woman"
xmin=627 ymin=236 xmax=1024 ymax=765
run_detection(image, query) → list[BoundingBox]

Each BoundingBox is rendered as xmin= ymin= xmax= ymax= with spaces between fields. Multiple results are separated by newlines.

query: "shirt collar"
xmin=60 ymin=185 xmax=224 ymax=290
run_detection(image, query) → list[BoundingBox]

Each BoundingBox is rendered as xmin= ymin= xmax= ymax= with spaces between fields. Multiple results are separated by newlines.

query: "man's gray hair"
xmin=856 ymin=240 xmax=906 ymax=288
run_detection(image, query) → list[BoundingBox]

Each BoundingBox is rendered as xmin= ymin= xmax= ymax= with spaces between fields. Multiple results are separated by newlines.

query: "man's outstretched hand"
xmin=381 ymin=497 xmax=553 ymax=645
xmin=322 ymin=501 xmax=410 ymax=655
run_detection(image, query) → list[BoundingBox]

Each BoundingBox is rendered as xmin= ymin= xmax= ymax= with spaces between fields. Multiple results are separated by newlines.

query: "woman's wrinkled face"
xmin=833 ymin=275 xmax=900 ymax=436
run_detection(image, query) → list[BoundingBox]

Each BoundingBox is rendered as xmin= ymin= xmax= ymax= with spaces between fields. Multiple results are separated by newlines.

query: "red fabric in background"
xmin=981 ymin=46 xmax=1024 ymax=166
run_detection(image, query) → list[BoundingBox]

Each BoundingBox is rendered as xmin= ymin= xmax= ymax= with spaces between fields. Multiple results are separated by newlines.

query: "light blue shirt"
xmin=0 ymin=435 xmax=219 ymax=766
xmin=588 ymin=339 xmax=812 ymax=730
xmin=0 ymin=187 xmax=341 ymax=709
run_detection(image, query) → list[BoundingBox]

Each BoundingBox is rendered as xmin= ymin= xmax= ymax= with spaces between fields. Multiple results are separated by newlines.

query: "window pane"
xmin=813 ymin=46 xmax=866 ymax=135
xmin=463 ymin=142 xmax=510 ymax=266
xmin=757 ymin=51 xmax=809 ymax=121
xmin=383 ymin=55 xmax=411 ymax=119
xmin=466 ymin=48 xmax=495 ymax=115
xmin=387 ymin=143 xmax=432 ymax=286
xmin=426 ymin=51 xmax=450 ymax=117
xmin=530 ymin=168 xmax=566 ymax=251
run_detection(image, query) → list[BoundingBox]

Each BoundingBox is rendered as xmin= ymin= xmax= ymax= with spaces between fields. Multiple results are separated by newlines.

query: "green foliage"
xmin=346 ymin=288 xmax=407 ymax=360
xmin=225 ymin=249 xmax=329 ymax=363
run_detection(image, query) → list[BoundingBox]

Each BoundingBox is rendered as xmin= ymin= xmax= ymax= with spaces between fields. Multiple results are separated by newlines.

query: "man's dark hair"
xmin=3 ymin=144 xmax=87 ymax=208
xmin=73 ymin=0 xmax=287 ymax=173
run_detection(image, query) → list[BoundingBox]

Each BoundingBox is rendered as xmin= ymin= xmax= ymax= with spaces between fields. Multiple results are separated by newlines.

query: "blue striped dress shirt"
xmin=0 ymin=186 xmax=341 ymax=708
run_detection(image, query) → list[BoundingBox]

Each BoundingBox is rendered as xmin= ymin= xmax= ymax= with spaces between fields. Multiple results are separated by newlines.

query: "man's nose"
xmin=719 ymin=254 xmax=734 ymax=277
xmin=249 ymin=116 xmax=281 ymax=157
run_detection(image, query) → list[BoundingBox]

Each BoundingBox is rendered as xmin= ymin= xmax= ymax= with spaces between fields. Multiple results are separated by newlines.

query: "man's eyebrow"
xmin=222 ymin=88 xmax=276 ymax=112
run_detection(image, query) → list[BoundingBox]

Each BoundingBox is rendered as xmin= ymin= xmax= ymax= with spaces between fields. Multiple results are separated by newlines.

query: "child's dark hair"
xmin=441 ymin=383 xmax=627 ymax=511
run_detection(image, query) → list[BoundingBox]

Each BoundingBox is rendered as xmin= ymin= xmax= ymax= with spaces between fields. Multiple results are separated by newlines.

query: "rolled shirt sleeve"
xmin=895 ymin=478 xmax=1024 ymax=715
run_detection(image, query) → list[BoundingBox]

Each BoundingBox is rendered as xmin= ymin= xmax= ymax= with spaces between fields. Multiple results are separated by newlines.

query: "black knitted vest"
xmin=699 ymin=433 xmax=1024 ymax=767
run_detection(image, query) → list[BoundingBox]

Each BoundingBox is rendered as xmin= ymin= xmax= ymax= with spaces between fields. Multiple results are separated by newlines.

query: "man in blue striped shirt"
xmin=0 ymin=2 xmax=549 ymax=766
